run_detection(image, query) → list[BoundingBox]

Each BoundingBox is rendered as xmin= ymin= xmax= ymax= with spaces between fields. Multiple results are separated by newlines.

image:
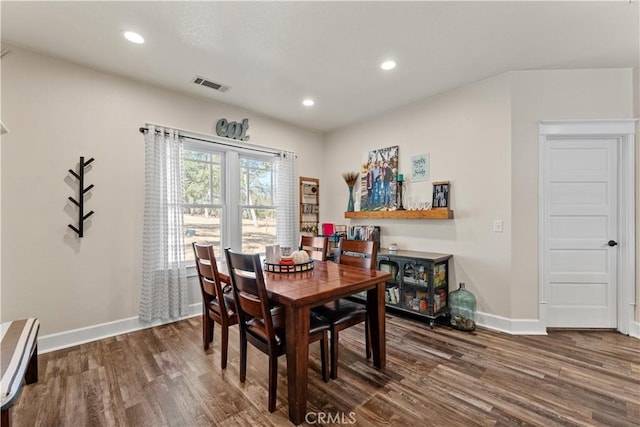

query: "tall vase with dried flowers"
xmin=342 ymin=172 xmax=359 ymax=212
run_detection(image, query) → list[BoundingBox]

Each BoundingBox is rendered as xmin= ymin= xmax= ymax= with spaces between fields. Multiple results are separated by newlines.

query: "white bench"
xmin=1 ymin=318 xmax=39 ymax=427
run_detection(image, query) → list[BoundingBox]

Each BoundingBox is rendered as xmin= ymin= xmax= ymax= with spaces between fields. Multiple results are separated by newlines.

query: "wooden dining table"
xmin=220 ymin=260 xmax=391 ymax=425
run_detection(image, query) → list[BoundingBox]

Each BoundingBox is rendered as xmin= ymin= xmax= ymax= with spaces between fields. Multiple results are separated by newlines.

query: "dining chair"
xmin=299 ymin=235 xmax=328 ymax=261
xmin=192 ymin=243 xmax=238 ymax=369
xmin=312 ymin=238 xmax=377 ymax=379
xmin=224 ymin=248 xmax=330 ymax=412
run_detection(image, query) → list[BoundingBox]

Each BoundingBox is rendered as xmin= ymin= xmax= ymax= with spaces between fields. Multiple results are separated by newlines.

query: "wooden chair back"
xmin=224 ymin=249 xmax=330 ymax=411
xmin=337 ymin=239 xmax=377 ymax=270
xmin=299 ymin=235 xmax=328 ymax=261
xmin=193 ymin=243 xmax=230 ymax=312
xmin=224 ymin=248 xmax=277 ymax=346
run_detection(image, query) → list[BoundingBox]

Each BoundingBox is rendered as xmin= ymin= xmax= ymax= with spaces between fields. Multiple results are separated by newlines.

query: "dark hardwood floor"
xmin=11 ymin=314 xmax=640 ymax=426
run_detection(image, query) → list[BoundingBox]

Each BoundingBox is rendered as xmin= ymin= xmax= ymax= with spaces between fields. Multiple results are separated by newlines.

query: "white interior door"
xmin=543 ymin=137 xmax=618 ymax=328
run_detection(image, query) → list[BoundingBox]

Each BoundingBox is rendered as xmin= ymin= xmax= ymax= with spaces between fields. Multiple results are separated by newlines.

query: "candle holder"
xmin=396 ymin=180 xmax=406 ymax=211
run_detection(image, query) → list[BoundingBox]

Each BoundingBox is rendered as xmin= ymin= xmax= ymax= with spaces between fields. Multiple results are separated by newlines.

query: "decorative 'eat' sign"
xmin=216 ymin=118 xmax=250 ymax=141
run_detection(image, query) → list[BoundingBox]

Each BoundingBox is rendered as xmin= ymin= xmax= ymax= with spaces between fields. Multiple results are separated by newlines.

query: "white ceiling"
xmin=2 ymin=1 xmax=638 ymax=132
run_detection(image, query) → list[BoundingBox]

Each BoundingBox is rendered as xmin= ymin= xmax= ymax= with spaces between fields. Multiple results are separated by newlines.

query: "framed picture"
xmin=359 ymin=145 xmax=399 ymax=211
xmin=432 ymin=181 xmax=450 ymax=208
xmin=410 ymin=153 xmax=429 ymax=182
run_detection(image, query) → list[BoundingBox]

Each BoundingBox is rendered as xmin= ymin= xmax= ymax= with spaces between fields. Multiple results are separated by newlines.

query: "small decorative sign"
xmin=432 ymin=181 xmax=450 ymax=208
xmin=215 ymin=118 xmax=250 ymax=141
xmin=410 ymin=153 xmax=429 ymax=182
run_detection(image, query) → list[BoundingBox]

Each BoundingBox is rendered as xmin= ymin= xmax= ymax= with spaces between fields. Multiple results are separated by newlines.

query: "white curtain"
xmin=139 ymin=125 xmax=188 ymax=322
xmin=275 ymin=151 xmax=297 ymax=249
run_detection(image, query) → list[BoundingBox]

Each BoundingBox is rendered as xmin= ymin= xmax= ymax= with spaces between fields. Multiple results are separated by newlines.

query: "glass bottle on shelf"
xmin=449 ymin=282 xmax=476 ymax=331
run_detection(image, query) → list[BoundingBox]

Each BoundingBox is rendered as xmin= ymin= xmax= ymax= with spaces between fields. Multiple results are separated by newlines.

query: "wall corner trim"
xmin=476 ymin=311 xmax=547 ymax=335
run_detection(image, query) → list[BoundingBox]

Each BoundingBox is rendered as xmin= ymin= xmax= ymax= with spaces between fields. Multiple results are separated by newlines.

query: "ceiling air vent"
xmin=192 ymin=76 xmax=230 ymax=93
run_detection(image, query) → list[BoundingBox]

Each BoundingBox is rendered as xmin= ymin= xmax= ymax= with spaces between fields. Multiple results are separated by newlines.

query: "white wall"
xmin=635 ymin=66 xmax=640 ymax=322
xmin=511 ymin=69 xmax=635 ymax=319
xmin=325 ymin=74 xmax=514 ymax=318
xmin=2 ymin=45 xmax=636 ymax=338
xmin=0 ymin=60 xmax=3 ymax=318
xmin=325 ymin=68 xmax=635 ymax=324
xmin=1 ymin=47 xmax=324 ymax=335
xmin=0 ymin=62 xmax=3 ymax=317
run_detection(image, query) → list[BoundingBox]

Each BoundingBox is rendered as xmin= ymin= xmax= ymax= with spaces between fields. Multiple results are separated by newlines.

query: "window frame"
xmin=183 ymin=139 xmax=277 ymax=264
xmin=238 ymin=153 xmax=278 ymax=252
xmin=183 ymin=141 xmax=226 ymax=261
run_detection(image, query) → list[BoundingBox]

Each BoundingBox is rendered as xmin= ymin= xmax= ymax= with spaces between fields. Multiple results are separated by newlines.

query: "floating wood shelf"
xmin=345 ymin=208 xmax=454 ymax=219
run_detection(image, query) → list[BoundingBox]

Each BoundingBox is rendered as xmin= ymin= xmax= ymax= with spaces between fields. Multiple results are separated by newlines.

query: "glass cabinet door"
xmin=379 ymin=258 xmax=400 ymax=306
xmin=433 ymin=261 xmax=448 ymax=313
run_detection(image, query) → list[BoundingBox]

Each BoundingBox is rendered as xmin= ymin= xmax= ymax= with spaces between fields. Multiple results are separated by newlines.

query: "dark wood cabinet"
xmin=353 ymin=249 xmax=452 ymax=328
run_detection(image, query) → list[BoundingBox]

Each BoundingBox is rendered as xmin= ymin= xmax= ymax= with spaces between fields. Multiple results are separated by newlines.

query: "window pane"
xmin=241 ymin=208 xmax=276 ymax=253
xmin=184 ymin=156 xmax=222 ymax=205
xmin=240 ymin=158 xmax=274 ymax=206
xmin=210 ymin=164 xmax=222 ymax=204
xmin=184 ymin=150 xmax=210 ymax=161
xmin=184 ymin=160 xmax=211 ymax=204
xmin=183 ymin=208 xmax=222 ymax=261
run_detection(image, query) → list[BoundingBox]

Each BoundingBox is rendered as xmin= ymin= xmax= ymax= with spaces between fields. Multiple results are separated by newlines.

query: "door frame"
xmin=538 ymin=120 xmax=636 ymax=334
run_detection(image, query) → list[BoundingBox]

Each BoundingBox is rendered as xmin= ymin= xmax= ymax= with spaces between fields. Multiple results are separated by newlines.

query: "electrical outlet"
xmin=493 ymin=220 xmax=504 ymax=233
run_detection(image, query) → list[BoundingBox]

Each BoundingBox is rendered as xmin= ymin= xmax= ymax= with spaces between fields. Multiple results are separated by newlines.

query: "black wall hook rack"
xmin=68 ymin=156 xmax=94 ymax=237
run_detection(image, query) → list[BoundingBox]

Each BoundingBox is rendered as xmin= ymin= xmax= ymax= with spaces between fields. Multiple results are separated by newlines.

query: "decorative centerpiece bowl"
xmin=264 ymin=250 xmax=314 ymax=273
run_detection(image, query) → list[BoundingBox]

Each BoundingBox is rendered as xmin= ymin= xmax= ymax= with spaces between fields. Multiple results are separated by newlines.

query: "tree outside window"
xmin=183 ymin=149 xmax=223 ymax=260
xmin=240 ymin=157 xmax=276 ymax=253
xmin=181 ymin=148 xmax=278 ymax=260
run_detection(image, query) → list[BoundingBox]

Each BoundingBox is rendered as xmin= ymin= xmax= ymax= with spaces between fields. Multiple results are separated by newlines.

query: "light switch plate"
xmin=493 ymin=220 xmax=504 ymax=233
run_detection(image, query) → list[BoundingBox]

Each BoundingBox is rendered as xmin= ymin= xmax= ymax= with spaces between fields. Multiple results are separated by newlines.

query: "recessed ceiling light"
xmin=124 ymin=31 xmax=144 ymax=44
xmin=302 ymin=99 xmax=315 ymax=107
xmin=380 ymin=60 xmax=396 ymax=71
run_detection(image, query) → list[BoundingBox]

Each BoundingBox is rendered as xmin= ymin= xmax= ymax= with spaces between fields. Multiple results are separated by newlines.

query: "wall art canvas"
xmin=410 ymin=153 xmax=429 ymax=182
xmin=360 ymin=145 xmax=399 ymax=211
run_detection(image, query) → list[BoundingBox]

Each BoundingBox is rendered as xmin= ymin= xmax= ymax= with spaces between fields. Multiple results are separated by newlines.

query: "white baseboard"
xmin=38 ymin=303 xmax=202 ymax=354
xmin=38 ymin=305 xmax=634 ymax=353
xmin=476 ymin=312 xmax=640 ymax=338
xmin=475 ymin=311 xmax=547 ymax=335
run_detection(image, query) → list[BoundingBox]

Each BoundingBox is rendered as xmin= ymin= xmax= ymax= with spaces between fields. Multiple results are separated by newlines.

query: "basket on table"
xmin=264 ymin=259 xmax=314 ymax=273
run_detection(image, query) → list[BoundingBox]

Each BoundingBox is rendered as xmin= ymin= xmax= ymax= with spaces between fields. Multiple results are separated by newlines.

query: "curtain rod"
xmin=138 ymin=126 xmax=290 ymax=157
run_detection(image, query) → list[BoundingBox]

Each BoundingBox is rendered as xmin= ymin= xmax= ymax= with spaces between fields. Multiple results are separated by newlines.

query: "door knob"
xmin=607 ymin=240 xmax=618 ymax=247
